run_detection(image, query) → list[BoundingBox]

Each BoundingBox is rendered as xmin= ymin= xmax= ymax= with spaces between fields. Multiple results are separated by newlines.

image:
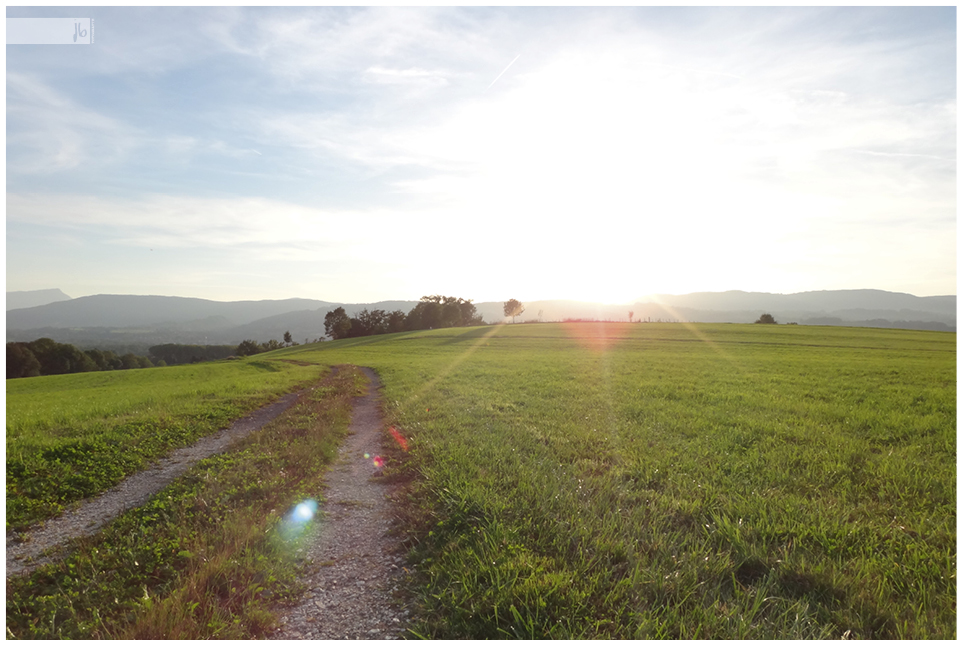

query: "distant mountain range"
xmin=5 ymin=289 xmax=956 ymax=354
xmin=6 ymin=288 xmax=72 ymax=311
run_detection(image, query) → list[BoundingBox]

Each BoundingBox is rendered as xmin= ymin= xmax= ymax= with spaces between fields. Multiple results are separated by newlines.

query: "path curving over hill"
xmin=270 ymin=367 xmax=412 ymax=640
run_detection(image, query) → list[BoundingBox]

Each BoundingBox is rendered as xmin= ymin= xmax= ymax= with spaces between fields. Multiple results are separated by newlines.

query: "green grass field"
xmin=6 ymin=357 xmax=329 ymax=529
xmin=7 ymin=365 xmax=366 ymax=639
xmin=274 ymin=322 xmax=956 ymax=639
xmin=6 ymin=322 xmax=956 ymax=639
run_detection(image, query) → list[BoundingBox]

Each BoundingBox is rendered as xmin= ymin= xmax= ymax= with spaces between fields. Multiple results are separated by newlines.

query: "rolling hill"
xmin=5 ymin=289 xmax=956 ymax=354
xmin=6 ymin=289 xmax=72 ymax=311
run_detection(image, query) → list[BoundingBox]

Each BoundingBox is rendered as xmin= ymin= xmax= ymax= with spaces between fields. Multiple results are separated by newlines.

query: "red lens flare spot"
xmin=560 ymin=320 xmax=632 ymax=352
xmin=389 ymin=426 xmax=409 ymax=452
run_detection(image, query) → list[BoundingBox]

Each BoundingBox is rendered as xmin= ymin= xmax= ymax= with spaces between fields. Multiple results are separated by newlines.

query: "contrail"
xmin=486 ymin=54 xmax=521 ymax=91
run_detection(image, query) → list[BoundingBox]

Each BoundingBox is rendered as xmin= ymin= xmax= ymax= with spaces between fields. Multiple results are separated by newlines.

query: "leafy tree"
xmin=355 ymin=309 xmax=387 ymax=337
xmin=85 ymin=348 xmax=109 ymax=371
xmin=101 ymin=350 xmax=123 ymax=370
xmin=504 ymin=298 xmax=525 ymax=323
xmin=406 ymin=296 xmax=480 ymax=331
xmin=441 ymin=300 xmax=463 ymax=329
xmin=324 ymin=307 xmax=353 ymax=340
xmin=85 ymin=348 xmax=122 ymax=371
xmin=406 ymin=298 xmax=442 ymax=331
xmin=28 ymin=338 xmax=97 ymax=375
xmin=7 ymin=343 xmax=41 ymax=379
xmin=347 ymin=318 xmax=365 ymax=338
xmin=115 ymin=352 xmax=153 ymax=370
xmin=236 ymin=340 xmax=260 ymax=356
xmin=283 ymin=331 xmax=294 ymax=346
xmin=58 ymin=344 xmax=96 ymax=374
xmin=755 ymin=313 xmax=777 ymax=324
xmin=25 ymin=338 xmax=58 ymax=373
xmin=120 ymin=353 xmax=142 ymax=370
xmin=386 ymin=310 xmax=407 ymax=333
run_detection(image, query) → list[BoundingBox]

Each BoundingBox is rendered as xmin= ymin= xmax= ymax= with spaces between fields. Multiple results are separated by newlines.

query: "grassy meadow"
xmin=6 ymin=322 xmax=956 ymax=639
xmin=7 ymin=365 xmax=367 ymax=639
xmin=6 ymin=357 xmax=329 ymax=530
xmin=276 ymin=322 xmax=956 ymax=639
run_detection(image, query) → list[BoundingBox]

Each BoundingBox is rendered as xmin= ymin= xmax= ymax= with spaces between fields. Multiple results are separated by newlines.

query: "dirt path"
xmin=269 ymin=367 xmax=413 ymax=640
xmin=6 ymin=391 xmax=302 ymax=577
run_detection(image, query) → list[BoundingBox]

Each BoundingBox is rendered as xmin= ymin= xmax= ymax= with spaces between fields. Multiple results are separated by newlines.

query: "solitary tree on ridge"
xmin=504 ymin=298 xmax=525 ymax=324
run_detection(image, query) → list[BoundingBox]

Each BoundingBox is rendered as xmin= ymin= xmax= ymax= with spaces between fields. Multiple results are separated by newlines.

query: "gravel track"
xmin=269 ymin=366 xmax=413 ymax=640
xmin=6 ymin=391 xmax=302 ymax=577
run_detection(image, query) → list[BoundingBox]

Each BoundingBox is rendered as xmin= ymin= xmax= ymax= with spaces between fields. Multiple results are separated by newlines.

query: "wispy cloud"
xmin=5 ymin=7 xmax=956 ymax=301
xmin=364 ymin=65 xmax=451 ymax=86
xmin=6 ymin=73 xmax=140 ymax=173
xmin=5 ymin=192 xmax=417 ymax=261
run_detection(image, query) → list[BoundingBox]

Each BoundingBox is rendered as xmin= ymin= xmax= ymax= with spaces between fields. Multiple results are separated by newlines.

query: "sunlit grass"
xmin=281 ymin=322 xmax=956 ymax=639
xmin=6 ymin=357 xmax=329 ymax=529
xmin=6 ymin=366 xmax=367 ymax=640
xmin=5 ymin=323 xmax=955 ymax=639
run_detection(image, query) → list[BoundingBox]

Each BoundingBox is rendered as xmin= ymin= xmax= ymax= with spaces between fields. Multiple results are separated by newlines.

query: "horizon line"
xmin=5 ymin=287 xmax=958 ymax=307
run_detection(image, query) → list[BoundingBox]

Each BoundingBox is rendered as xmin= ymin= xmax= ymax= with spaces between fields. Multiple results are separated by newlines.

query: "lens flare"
xmin=389 ymin=426 xmax=409 ymax=452
xmin=280 ymin=498 xmax=319 ymax=541
xmin=290 ymin=499 xmax=318 ymax=524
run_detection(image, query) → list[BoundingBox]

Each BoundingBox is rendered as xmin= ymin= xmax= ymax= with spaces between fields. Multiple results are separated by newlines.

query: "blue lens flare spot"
xmin=279 ymin=498 xmax=320 ymax=542
xmin=290 ymin=499 xmax=318 ymax=523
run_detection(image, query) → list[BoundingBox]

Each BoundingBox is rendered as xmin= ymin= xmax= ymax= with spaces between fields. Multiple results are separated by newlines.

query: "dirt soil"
xmin=269 ymin=366 xmax=413 ymax=640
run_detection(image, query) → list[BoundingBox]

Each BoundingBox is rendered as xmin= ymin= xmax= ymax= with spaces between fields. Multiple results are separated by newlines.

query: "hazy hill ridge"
xmin=640 ymin=289 xmax=956 ymax=314
xmin=5 ymin=290 xmax=956 ymax=352
xmin=5 ymin=294 xmax=340 ymax=330
xmin=6 ymin=289 xmax=72 ymax=311
xmin=479 ymin=290 xmax=955 ymax=329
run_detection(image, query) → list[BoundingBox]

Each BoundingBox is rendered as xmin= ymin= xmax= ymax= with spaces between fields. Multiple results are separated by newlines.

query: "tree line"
xmin=234 ymin=332 xmax=298 ymax=356
xmin=7 ymin=338 xmax=158 ymax=379
xmin=7 ymin=334 xmax=302 ymax=379
xmin=148 ymin=343 xmax=239 ymax=365
xmin=8 ymin=294 xmax=517 ymax=378
xmin=324 ymin=295 xmax=484 ymax=340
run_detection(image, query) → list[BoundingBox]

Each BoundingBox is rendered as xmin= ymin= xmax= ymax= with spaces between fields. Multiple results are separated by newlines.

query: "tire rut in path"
xmin=270 ymin=366 xmax=412 ymax=640
xmin=6 ymin=391 xmax=302 ymax=577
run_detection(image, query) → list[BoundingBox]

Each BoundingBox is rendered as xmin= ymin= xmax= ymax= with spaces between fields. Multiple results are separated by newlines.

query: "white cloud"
xmin=363 ymin=66 xmax=451 ymax=86
xmin=5 ymin=7 xmax=955 ymax=300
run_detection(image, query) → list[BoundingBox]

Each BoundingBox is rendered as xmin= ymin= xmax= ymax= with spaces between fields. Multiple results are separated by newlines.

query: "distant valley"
xmin=5 ymin=288 xmax=956 ymax=355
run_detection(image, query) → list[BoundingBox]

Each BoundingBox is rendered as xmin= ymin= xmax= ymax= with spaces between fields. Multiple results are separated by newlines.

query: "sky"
xmin=4 ymin=5 xmax=957 ymax=304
